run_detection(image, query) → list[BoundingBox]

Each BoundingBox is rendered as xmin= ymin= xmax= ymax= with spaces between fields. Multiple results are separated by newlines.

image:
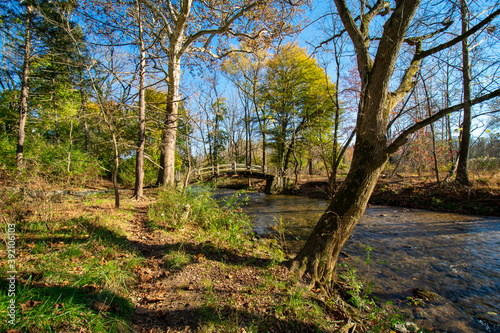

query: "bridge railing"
xmin=192 ymin=162 xmax=295 ymax=178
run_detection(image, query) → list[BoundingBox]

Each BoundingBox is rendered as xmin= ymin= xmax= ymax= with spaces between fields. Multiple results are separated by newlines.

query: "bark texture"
xmin=293 ymin=137 xmax=388 ymax=284
xmin=134 ymin=0 xmax=146 ymax=199
xmin=158 ymin=58 xmax=181 ymax=186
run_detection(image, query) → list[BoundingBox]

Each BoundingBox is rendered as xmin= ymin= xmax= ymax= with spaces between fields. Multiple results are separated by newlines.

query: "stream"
xmin=215 ymin=189 xmax=500 ymax=332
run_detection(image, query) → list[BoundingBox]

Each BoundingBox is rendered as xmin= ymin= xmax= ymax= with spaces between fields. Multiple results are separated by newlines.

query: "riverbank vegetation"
xmin=1 ymin=185 xmax=418 ymax=332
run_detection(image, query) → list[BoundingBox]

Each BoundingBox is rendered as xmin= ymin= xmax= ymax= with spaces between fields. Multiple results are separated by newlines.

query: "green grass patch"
xmin=0 ymin=281 xmax=133 ymax=332
xmin=148 ymin=187 xmax=252 ymax=251
xmin=163 ymin=247 xmax=192 ymax=270
xmin=0 ymin=189 xmax=144 ymax=332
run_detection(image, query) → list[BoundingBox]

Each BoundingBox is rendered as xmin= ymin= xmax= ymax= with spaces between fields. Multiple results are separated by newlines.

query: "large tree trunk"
xmin=456 ymin=0 xmax=472 ymax=186
xmin=292 ymin=135 xmax=388 ymax=285
xmin=291 ymin=0 xmax=421 ymax=285
xmin=17 ymin=5 xmax=31 ymax=171
xmin=134 ymin=0 xmax=146 ymax=199
xmin=158 ymin=58 xmax=181 ymax=186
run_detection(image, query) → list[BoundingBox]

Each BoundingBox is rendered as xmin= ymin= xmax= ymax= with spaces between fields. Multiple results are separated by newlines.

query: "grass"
xmin=0 ymin=188 xmax=143 ymax=332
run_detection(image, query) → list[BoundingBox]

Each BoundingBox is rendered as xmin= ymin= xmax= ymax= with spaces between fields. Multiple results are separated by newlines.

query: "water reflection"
xmin=215 ymin=189 xmax=500 ymax=332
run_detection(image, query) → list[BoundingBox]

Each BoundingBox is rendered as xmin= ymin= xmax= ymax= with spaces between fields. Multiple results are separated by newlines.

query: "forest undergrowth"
xmin=0 ymin=181 xmax=420 ymax=333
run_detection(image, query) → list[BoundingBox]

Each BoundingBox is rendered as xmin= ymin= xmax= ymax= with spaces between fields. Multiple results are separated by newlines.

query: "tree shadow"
xmin=19 ymin=216 xmax=139 ymax=255
xmin=158 ymin=241 xmax=274 ymax=268
xmin=0 ymin=279 xmax=134 ymax=331
xmin=142 ymin=305 xmax=324 ymax=333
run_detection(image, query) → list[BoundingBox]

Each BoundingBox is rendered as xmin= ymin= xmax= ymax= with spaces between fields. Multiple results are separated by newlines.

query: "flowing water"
xmin=216 ymin=190 xmax=500 ymax=332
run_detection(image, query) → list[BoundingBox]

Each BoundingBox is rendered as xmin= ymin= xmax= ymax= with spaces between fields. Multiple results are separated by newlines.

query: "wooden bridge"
xmin=191 ymin=162 xmax=294 ymax=179
xmin=187 ymin=162 xmax=293 ymax=193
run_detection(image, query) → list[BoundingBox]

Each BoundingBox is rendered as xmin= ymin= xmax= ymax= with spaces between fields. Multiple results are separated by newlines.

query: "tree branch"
xmin=180 ymin=0 xmax=263 ymax=55
xmin=139 ymin=0 xmax=174 ymax=35
xmin=333 ymin=0 xmax=372 ymax=79
xmin=387 ymin=88 xmax=500 ymax=154
xmin=415 ymin=6 xmax=500 ymax=61
xmin=405 ymin=20 xmax=453 ymax=46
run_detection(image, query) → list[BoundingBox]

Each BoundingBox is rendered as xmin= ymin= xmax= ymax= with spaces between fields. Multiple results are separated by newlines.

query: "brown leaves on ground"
xmin=20 ymin=300 xmax=42 ymax=313
xmin=122 ymin=195 xmax=343 ymax=333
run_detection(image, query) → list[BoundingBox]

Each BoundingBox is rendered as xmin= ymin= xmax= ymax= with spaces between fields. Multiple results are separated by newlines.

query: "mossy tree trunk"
xmin=292 ymin=137 xmax=388 ymax=284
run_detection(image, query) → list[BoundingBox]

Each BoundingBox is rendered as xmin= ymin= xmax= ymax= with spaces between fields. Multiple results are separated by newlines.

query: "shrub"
xmin=148 ymin=187 xmax=251 ymax=248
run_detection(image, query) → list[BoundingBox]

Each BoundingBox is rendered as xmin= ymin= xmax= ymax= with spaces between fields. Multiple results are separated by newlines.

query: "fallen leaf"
xmin=138 ymin=272 xmax=152 ymax=282
xmin=93 ymin=302 xmax=110 ymax=312
xmin=135 ymin=306 xmax=149 ymax=315
xmin=145 ymin=297 xmax=163 ymax=303
xmin=20 ymin=300 xmax=42 ymax=313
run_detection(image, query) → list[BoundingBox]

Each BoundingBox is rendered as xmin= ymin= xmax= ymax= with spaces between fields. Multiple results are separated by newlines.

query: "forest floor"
xmin=1 ymin=186 xmax=418 ymax=333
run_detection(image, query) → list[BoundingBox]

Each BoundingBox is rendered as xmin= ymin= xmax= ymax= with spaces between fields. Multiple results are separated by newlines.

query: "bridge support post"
xmin=264 ymin=175 xmax=284 ymax=194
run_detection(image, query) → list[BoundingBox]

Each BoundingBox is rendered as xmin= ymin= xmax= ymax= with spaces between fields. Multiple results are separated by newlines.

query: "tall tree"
xmin=291 ymin=0 xmax=500 ymax=286
xmin=2 ymin=0 xmax=84 ymax=171
xmin=29 ymin=0 xmax=85 ymax=146
xmin=455 ymin=0 xmax=472 ymax=186
xmin=143 ymin=0 xmax=307 ymax=186
xmin=17 ymin=3 xmax=32 ymax=171
xmin=133 ymin=0 xmax=147 ymax=200
xmin=263 ymin=43 xmax=336 ymax=177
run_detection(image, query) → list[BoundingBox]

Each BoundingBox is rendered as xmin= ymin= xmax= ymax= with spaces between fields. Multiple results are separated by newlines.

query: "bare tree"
xmin=17 ymin=4 xmax=32 ymax=171
xmin=455 ymin=0 xmax=473 ymax=186
xmin=133 ymin=0 xmax=147 ymax=200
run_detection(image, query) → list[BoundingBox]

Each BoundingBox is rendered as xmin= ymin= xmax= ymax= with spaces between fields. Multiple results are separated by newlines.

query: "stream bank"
xmin=213 ymin=175 xmax=500 ymax=216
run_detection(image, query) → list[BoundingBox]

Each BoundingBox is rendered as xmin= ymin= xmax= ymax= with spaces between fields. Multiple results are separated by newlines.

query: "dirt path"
xmin=123 ymin=203 xmax=199 ymax=332
xmin=119 ymin=196 xmax=341 ymax=333
xmin=123 ymin=202 xmax=289 ymax=333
